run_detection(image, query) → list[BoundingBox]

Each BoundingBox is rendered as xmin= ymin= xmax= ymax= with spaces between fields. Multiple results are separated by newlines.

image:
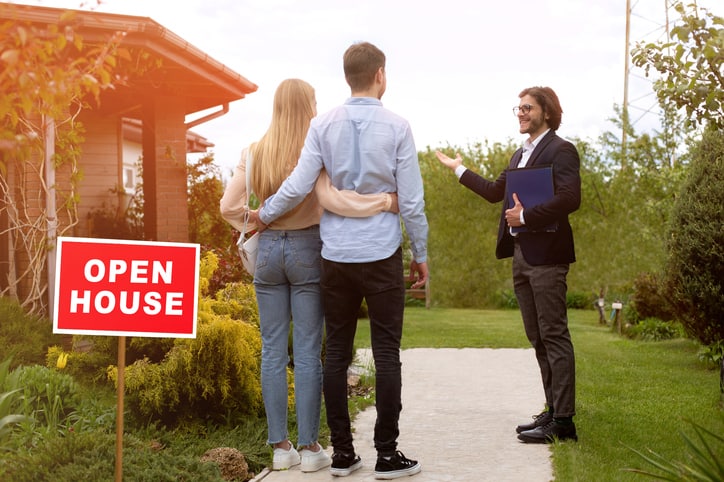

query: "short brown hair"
xmin=519 ymin=86 xmax=563 ymax=131
xmin=343 ymin=42 xmax=386 ymax=92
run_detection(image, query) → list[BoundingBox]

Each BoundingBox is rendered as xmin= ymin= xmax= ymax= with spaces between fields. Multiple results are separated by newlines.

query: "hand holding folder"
xmin=505 ymin=166 xmax=558 ymax=233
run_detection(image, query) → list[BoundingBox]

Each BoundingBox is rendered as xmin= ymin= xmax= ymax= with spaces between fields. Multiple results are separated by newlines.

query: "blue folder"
xmin=505 ymin=165 xmax=558 ymax=233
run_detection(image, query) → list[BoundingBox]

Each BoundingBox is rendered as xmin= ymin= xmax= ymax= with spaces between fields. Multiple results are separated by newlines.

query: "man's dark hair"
xmin=343 ymin=42 xmax=386 ymax=92
xmin=519 ymin=86 xmax=563 ymax=131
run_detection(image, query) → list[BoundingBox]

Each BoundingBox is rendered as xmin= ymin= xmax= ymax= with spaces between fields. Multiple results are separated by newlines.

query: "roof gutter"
xmin=185 ymin=103 xmax=229 ymax=130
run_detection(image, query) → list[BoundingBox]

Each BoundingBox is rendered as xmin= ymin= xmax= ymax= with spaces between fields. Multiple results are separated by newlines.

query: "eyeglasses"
xmin=513 ymin=104 xmax=534 ymax=116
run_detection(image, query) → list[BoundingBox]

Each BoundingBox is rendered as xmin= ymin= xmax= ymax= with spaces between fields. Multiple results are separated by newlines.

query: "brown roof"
xmin=0 ymin=2 xmax=258 ymax=116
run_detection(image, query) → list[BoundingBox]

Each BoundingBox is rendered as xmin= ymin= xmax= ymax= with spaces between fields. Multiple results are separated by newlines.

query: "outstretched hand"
xmin=435 ymin=150 xmax=463 ymax=171
xmin=504 ymin=192 xmax=524 ymax=227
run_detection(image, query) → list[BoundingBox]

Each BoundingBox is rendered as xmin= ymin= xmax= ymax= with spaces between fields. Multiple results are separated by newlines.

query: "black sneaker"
xmin=330 ymin=452 xmax=362 ymax=477
xmin=515 ymin=409 xmax=553 ymax=433
xmin=374 ymin=451 xmax=421 ymax=479
xmin=517 ymin=419 xmax=578 ymax=444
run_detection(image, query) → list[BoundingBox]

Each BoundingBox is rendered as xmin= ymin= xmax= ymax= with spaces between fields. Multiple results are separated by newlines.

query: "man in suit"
xmin=435 ymin=86 xmax=581 ymax=443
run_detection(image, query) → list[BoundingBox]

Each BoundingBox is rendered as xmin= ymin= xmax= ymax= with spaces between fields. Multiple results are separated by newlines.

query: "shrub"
xmin=204 ymin=244 xmax=249 ymax=296
xmin=45 ymin=343 xmax=116 ymax=386
xmin=1 ymin=429 xmax=223 ymax=482
xmin=116 ymin=316 xmax=263 ymax=426
xmin=630 ymin=272 xmax=674 ymax=321
xmin=494 ymin=289 xmax=519 ymax=309
xmin=664 ymin=129 xmax=724 ymax=346
xmin=12 ymin=365 xmax=82 ymax=434
xmin=566 ymin=291 xmax=593 ymax=310
xmin=624 ymin=318 xmax=684 ymax=341
xmin=208 ymin=280 xmax=259 ymax=327
xmin=697 ymin=340 xmax=724 ymax=367
xmin=0 ymin=297 xmax=64 ymax=369
xmin=0 ymin=358 xmax=31 ymax=448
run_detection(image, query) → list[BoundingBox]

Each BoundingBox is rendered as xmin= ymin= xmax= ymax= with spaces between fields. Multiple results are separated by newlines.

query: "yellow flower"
xmin=56 ymin=352 xmax=68 ymax=369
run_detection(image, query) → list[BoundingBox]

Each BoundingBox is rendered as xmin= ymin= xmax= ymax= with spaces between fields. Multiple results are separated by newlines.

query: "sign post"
xmin=52 ymin=237 xmax=200 ymax=481
xmin=115 ymin=336 xmax=125 ymax=482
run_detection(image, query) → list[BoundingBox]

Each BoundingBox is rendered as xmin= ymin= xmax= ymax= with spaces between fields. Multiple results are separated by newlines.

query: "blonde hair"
xmin=250 ymin=79 xmax=316 ymax=202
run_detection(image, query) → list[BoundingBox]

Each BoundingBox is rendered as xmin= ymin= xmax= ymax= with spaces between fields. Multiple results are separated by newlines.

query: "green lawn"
xmin=354 ymin=307 xmax=724 ymax=482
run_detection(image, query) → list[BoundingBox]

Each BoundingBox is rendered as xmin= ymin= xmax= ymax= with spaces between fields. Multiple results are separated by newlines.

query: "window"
xmin=123 ymin=166 xmax=135 ymax=193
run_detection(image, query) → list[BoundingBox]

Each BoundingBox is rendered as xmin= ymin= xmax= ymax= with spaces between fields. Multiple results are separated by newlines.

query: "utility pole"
xmin=622 ymin=0 xmax=631 ymax=169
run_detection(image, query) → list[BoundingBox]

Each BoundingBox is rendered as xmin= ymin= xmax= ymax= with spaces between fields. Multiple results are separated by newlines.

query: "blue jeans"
xmin=254 ymin=225 xmax=324 ymax=447
xmin=321 ymin=247 xmax=405 ymax=456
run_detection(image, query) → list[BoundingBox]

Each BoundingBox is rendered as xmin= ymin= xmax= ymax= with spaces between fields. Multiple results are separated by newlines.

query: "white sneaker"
xmin=272 ymin=446 xmax=300 ymax=470
xmin=299 ymin=444 xmax=332 ymax=472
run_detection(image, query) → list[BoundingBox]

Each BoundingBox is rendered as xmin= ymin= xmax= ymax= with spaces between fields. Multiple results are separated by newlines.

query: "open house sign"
xmin=53 ymin=237 xmax=200 ymax=338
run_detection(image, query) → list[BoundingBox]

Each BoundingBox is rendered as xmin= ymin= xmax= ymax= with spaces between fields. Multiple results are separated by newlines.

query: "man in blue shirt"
xmin=254 ymin=41 xmax=427 ymax=479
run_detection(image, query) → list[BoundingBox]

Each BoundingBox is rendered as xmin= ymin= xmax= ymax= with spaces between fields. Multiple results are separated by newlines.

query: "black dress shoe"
xmin=515 ymin=409 xmax=553 ymax=434
xmin=517 ymin=420 xmax=578 ymax=444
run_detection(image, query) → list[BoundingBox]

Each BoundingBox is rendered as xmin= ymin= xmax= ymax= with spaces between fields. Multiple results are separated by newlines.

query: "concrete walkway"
xmin=251 ymin=348 xmax=553 ymax=482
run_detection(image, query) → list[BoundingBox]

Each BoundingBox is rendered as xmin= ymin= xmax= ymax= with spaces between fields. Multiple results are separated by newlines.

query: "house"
xmin=120 ymin=117 xmax=214 ymax=195
xmin=0 ymin=3 xmax=257 ymax=314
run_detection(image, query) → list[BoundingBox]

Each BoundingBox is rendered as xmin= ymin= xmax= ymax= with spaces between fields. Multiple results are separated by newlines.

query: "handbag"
xmin=237 ymin=149 xmax=259 ymax=274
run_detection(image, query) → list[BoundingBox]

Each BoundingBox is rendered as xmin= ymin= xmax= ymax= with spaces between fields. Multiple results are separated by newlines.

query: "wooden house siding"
xmin=0 ymin=3 xmax=257 ymax=315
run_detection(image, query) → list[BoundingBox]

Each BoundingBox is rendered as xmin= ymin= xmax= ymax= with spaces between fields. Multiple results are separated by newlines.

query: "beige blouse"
xmin=220 ymin=148 xmax=393 ymax=234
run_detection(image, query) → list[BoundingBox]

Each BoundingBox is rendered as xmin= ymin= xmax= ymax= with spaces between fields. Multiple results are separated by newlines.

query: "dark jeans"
xmin=512 ymin=242 xmax=576 ymax=418
xmin=321 ymin=248 xmax=405 ymax=456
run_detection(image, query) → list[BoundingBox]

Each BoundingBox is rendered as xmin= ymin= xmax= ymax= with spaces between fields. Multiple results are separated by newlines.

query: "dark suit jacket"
xmin=459 ymin=130 xmax=581 ymax=265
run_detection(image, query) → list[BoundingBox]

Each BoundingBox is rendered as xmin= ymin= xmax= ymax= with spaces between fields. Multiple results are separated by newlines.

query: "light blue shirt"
xmin=259 ymin=97 xmax=428 ymax=263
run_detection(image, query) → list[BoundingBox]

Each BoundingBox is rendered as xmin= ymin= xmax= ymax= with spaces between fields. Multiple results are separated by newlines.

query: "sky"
xmin=11 ymin=0 xmax=721 ymax=173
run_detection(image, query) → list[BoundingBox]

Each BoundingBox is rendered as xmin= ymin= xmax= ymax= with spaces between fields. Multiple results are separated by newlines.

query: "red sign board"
xmin=53 ymin=237 xmax=200 ymax=338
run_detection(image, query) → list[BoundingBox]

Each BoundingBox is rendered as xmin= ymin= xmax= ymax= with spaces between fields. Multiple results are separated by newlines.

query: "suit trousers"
xmin=321 ymin=247 xmax=405 ymax=456
xmin=512 ymin=241 xmax=576 ymax=418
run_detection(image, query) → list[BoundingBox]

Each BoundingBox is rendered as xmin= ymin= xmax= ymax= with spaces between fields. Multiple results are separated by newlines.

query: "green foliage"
xmin=188 ymin=154 xmax=249 ymax=292
xmin=111 ymin=255 xmax=263 ymax=426
xmin=632 ymin=2 xmax=724 ymax=130
xmin=45 ymin=340 xmax=116 ymax=386
xmin=419 ymin=122 xmax=685 ymax=308
xmin=566 ymin=291 xmax=593 ymax=310
xmin=0 ymin=358 xmax=32 ymax=447
xmin=625 ymin=420 xmax=724 ymax=481
xmin=205 ymin=245 xmax=250 ymax=295
xmin=630 ymin=272 xmax=674 ymax=322
xmin=664 ymin=129 xmax=724 ymax=346
xmin=87 ymin=156 xmax=144 ymax=240
xmin=0 ymin=7 xmax=131 ymax=315
xmin=117 ymin=315 xmax=263 ymax=426
xmin=207 ymin=280 xmax=260 ymax=327
xmin=494 ymin=288 xmax=519 ymax=309
xmin=697 ymin=340 xmax=724 ymax=367
xmin=420 ymin=142 xmax=515 ymax=308
xmin=571 ymin=126 xmax=686 ymax=299
xmin=188 ymin=154 xmax=234 ymax=249
xmin=625 ymin=318 xmax=685 ymax=342
xmin=12 ymin=365 xmax=82 ymax=437
xmin=0 ymin=297 xmax=64 ymax=369
xmin=1 ymin=429 xmax=224 ymax=482
xmin=0 ymin=8 xmax=126 ymax=138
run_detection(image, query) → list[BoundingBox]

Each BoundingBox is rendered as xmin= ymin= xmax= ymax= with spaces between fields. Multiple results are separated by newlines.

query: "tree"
xmin=187 ymin=153 xmax=233 ymax=249
xmin=664 ymin=129 xmax=724 ymax=347
xmin=0 ymin=8 xmax=127 ymax=314
xmin=419 ymin=141 xmax=517 ymax=308
xmin=631 ymin=1 xmax=724 ymax=130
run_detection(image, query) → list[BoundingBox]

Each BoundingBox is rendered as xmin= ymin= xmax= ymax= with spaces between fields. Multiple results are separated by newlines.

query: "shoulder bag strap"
xmin=241 ymin=148 xmax=253 ymax=236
